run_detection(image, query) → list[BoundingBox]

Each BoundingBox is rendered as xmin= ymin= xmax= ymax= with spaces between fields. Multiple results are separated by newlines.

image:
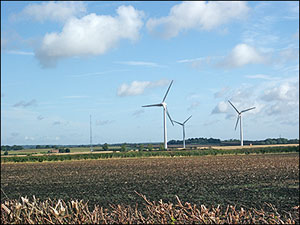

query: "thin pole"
xmin=240 ymin=114 xmax=243 ymax=146
xmin=183 ymin=126 xmax=185 ymax=149
xmin=90 ymin=115 xmax=93 ymax=151
xmin=163 ymin=107 xmax=167 ymax=150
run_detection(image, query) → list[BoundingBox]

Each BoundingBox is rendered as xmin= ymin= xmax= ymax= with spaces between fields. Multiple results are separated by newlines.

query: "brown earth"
xmin=1 ymin=153 xmax=299 ymax=213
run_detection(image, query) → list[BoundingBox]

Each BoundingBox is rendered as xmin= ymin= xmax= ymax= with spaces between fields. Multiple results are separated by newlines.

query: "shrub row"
xmin=1 ymin=146 xmax=298 ymax=163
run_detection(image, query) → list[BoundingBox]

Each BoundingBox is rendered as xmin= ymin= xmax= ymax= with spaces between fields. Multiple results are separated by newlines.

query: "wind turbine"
xmin=228 ymin=100 xmax=255 ymax=146
xmin=142 ymin=80 xmax=174 ymax=150
xmin=173 ymin=115 xmax=192 ymax=149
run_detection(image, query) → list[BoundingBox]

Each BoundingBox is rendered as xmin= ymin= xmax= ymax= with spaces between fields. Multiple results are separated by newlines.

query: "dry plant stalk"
xmin=1 ymin=193 xmax=299 ymax=224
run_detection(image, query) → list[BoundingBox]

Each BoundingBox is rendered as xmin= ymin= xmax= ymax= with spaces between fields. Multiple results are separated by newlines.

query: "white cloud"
xmin=6 ymin=50 xmax=34 ymax=56
xmin=245 ymin=74 xmax=277 ymax=80
xmin=116 ymin=61 xmax=161 ymax=67
xmin=177 ymin=57 xmax=210 ymax=69
xmin=261 ymin=81 xmax=299 ymax=102
xmin=117 ymin=79 xmax=169 ymax=97
xmin=211 ymin=101 xmax=228 ymax=114
xmin=36 ymin=5 xmax=144 ymax=67
xmin=21 ymin=1 xmax=87 ymax=22
xmin=212 ymin=77 xmax=298 ymax=128
xmin=219 ymin=43 xmax=267 ymax=68
xmin=146 ymin=1 xmax=249 ymax=39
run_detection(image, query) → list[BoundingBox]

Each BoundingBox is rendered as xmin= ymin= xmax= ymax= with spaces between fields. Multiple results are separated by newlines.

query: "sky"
xmin=1 ymin=1 xmax=299 ymax=145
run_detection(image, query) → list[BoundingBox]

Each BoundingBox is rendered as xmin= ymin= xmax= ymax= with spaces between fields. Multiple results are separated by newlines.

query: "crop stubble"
xmin=1 ymin=153 xmax=298 ymax=213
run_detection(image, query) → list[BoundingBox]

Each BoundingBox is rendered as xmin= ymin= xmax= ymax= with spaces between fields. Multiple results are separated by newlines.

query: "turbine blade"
xmin=142 ymin=103 xmax=162 ymax=107
xmin=166 ymin=108 xmax=174 ymax=126
xmin=228 ymin=100 xmax=240 ymax=114
xmin=173 ymin=120 xmax=183 ymax=126
xmin=241 ymin=107 xmax=256 ymax=113
xmin=183 ymin=115 xmax=192 ymax=124
xmin=162 ymin=80 xmax=173 ymax=102
xmin=235 ymin=116 xmax=240 ymax=130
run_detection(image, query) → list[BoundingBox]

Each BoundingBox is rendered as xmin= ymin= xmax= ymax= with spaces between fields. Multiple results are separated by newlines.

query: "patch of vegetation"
xmin=1 ymin=145 xmax=298 ymax=163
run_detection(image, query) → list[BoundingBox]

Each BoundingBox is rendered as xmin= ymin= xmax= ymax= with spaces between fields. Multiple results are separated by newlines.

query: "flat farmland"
xmin=1 ymin=153 xmax=298 ymax=213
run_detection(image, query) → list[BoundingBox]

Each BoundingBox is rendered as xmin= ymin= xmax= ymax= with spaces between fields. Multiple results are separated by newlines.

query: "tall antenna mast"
xmin=90 ymin=115 xmax=93 ymax=152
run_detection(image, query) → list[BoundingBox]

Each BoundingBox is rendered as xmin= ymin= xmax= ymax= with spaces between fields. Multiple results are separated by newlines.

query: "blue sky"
xmin=1 ymin=1 xmax=299 ymax=145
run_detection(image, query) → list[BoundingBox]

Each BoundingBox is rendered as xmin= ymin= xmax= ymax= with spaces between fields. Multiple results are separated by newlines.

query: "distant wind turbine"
xmin=142 ymin=80 xmax=174 ymax=150
xmin=173 ymin=115 xmax=192 ymax=149
xmin=228 ymin=100 xmax=255 ymax=146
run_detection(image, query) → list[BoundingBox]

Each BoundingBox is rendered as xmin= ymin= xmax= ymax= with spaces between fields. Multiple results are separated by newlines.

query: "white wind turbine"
xmin=142 ymin=80 xmax=174 ymax=150
xmin=173 ymin=115 xmax=192 ymax=149
xmin=228 ymin=100 xmax=255 ymax=146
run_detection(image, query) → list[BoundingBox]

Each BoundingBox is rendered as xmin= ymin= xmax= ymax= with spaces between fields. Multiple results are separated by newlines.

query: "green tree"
xmin=138 ymin=144 xmax=144 ymax=151
xmin=36 ymin=145 xmax=41 ymax=149
xmin=102 ymin=143 xmax=109 ymax=151
xmin=121 ymin=143 xmax=127 ymax=152
xmin=147 ymin=144 xmax=153 ymax=151
xmin=159 ymin=144 xmax=164 ymax=151
xmin=4 ymin=151 xmax=8 ymax=155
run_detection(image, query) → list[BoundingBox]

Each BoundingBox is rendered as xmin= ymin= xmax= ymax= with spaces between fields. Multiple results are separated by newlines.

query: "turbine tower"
xmin=142 ymin=80 xmax=174 ymax=150
xmin=173 ymin=115 xmax=192 ymax=149
xmin=228 ymin=100 xmax=255 ymax=146
xmin=90 ymin=115 xmax=93 ymax=152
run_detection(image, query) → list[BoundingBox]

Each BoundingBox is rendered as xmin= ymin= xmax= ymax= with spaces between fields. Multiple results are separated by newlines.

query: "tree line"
xmin=168 ymin=137 xmax=299 ymax=145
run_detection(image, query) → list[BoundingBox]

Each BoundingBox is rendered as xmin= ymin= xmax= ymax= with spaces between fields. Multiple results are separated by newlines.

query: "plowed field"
xmin=1 ymin=153 xmax=298 ymax=213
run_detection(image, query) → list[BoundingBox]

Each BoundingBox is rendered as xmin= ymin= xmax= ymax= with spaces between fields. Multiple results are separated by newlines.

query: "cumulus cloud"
xmin=261 ymin=81 xmax=299 ymax=102
xmin=13 ymin=99 xmax=37 ymax=108
xmin=35 ymin=5 xmax=144 ymax=67
xmin=117 ymin=79 xmax=170 ymax=97
xmin=218 ymin=43 xmax=267 ymax=68
xmin=212 ymin=77 xmax=298 ymax=127
xmin=211 ymin=101 xmax=228 ymax=114
xmin=146 ymin=1 xmax=249 ymax=39
xmin=20 ymin=1 xmax=87 ymax=22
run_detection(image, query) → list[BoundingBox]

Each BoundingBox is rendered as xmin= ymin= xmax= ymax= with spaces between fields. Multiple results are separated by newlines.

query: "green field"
xmin=0 ymin=146 xmax=122 ymax=156
xmin=1 ymin=145 xmax=299 ymax=163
